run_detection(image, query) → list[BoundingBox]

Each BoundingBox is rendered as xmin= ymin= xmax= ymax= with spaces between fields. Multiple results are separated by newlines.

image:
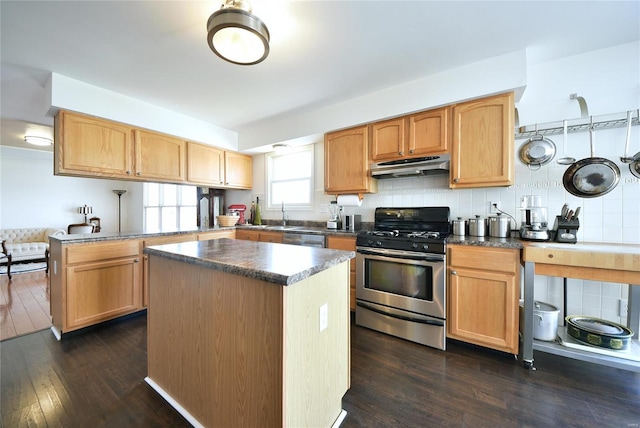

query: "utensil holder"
xmin=552 ymin=216 xmax=579 ymax=243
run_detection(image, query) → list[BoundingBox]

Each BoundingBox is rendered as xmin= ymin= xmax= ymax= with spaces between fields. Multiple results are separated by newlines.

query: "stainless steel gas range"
xmin=355 ymin=207 xmax=450 ymax=350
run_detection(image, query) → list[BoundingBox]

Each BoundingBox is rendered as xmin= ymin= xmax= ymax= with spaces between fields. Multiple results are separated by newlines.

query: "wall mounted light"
xmin=24 ymin=136 xmax=52 ymax=146
xmin=206 ymin=0 xmax=270 ymax=65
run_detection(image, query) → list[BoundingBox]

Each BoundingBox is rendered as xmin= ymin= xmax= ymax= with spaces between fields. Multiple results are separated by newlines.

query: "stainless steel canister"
xmin=488 ymin=214 xmax=511 ymax=238
xmin=468 ymin=215 xmax=486 ymax=237
xmin=452 ymin=217 xmax=466 ymax=236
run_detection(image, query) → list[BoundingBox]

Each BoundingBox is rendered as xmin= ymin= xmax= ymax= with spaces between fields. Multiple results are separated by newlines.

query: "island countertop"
xmin=144 ymin=238 xmax=355 ymax=286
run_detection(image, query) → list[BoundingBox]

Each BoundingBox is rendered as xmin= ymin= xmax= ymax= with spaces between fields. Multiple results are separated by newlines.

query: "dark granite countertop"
xmin=144 ymin=238 xmax=355 ymax=286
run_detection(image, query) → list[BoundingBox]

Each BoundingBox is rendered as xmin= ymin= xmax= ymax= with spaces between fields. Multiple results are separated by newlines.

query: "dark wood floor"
xmin=2 ymin=313 xmax=639 ymax=428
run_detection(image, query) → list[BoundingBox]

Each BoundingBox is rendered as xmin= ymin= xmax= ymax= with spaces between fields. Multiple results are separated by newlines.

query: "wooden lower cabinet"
xmin=142 ymin=233 xmax=197 ymax=307
xmin=235 ymin=229 xmax=283 ymax=243
xmin=50 ymin=239 xmax=142 ymax=335
xmin=447 ymin=245 xmax=519 ymax=354
xmin=197 ymin=229 xmax=236 ymax=240
xmin=326 ymin=236 xmax=357 ymax=311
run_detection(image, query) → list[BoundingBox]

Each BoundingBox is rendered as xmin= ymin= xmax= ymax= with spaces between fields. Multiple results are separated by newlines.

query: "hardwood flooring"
xmin=0 ymin=270 xmax=51 ymax=341
xmin=2 ymin=312 xmax=639 ymax=427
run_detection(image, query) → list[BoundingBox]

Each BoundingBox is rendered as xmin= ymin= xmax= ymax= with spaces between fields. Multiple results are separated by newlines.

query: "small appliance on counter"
xmin=551 ymin=204 xmax=580 ymax=243
xmin=327 ymin=201 xmax=342 ymax=229
xmin=228 ymin=204 xmax=247 ymax=225
xmin=343 ymin=214 xmax=361 ymax=231
xmin=519 ymin=195 xmax=550 ymax=241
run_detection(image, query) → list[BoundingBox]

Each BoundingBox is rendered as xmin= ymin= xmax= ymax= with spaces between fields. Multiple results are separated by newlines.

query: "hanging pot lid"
xmin=519 ymin=133 xmax=556 ymax=167
xmin=630 ymin=152 xmax=640 ymax=179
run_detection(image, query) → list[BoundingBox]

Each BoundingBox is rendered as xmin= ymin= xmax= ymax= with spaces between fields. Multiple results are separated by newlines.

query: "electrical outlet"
xmin=620 ymin=299 xmax=629 ymax=317
xmin=319 ymin=303 xmax=328 ymax=332
xmin=490 ymin=201 xmax=500 ymax=213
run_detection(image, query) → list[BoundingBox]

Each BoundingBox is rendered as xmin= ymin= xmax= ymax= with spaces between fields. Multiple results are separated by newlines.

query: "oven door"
xmin=356 ymin=247 xmax=445 ymax=320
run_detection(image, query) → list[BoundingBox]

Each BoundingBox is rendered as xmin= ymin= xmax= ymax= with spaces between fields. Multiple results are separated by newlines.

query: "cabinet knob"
xmin=453 ymin=178 xmax=459 ymax=183
xmin=451 ymin=270 xmax=457 ymax=275
xmin=409 ymin=149 xmax=414 ymax=154
xmin=136 ymin=171 xmax=141 ymax=176
xmin=126 ymin=170 xmax=132 ymax=175
xmin=134 ymin=259 xmax=139 ymax=263
xmin=398 ymin=151 xmax=403 ymax=155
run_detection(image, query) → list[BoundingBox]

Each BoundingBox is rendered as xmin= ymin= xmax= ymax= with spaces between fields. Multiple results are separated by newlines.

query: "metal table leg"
xmin=522 ymin=261 xmax=536 ymax=370
xmin=629 ymin=284 xmax=639 ymax=339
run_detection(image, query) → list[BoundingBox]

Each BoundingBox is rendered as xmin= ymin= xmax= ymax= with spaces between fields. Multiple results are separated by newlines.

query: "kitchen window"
xmin=266 ymin=144 xmax=314 ymax=210
xmin=143 ymin=183 xmax=197 ymax=231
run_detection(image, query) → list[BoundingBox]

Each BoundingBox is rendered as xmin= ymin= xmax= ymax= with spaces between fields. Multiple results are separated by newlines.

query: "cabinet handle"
xmin=126 ymin=170 xmax=132 ymax=175
xmin=136 ymin=171 xmax=141 ymax=176
xmin=453 ymin=178 xmax=459 ymax=183
xmin=409 ymin=149 xmax=414 ymax=154
xmin=134 ymin=259 xmax=140 ymax=263
xmin=398 ymin=151 xmax=403 ymax=155
xmin=451 ymin=270 xmax=457 ymax=275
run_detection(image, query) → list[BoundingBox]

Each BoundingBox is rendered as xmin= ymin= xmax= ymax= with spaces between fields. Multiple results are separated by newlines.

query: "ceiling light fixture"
xmin=272 ymin=143 xmax=291 ymax=153
xmin=24 ymin=136 xmax=52 ymax=146
xmin=206 ymin=0 xmax=270 ymax=66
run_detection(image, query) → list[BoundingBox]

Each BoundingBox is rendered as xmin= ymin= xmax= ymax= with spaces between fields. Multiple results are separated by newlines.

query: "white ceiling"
xmin=1 ymin=1 xmax=639 ymax=151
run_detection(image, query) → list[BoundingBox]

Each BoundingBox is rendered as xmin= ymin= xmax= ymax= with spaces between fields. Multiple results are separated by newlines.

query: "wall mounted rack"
xmin=514 ymin=93 xmax=639 ymax=139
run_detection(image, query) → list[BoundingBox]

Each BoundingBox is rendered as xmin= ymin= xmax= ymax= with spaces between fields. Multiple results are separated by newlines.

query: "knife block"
xmin=552 ymin=216 xmax=579 ymax=243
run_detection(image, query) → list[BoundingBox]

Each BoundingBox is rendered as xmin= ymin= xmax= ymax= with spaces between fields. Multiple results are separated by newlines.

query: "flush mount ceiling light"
xmin=24 ymin=135 xmax=53 ymax=146
xmin=206 ymin=0 xmax=270 ymax=65
xmin=272 ymin=143 xmax=291 ymax=153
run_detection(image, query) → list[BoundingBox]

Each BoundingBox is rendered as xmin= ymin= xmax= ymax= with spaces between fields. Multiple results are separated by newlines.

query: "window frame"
xmin=265 ymin=144 xmax=314 ymax=211
xmin=143 ymin=183 xmax=197 ymax=231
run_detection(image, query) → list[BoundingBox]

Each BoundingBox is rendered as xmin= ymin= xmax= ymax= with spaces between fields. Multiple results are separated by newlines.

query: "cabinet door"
xmin=197 ymin=230 xmax=236 ymax=240
xmin=371 ymin=117 xmax=406 ymax=162
xmin=259 ymin=231 xmax=283 ymax=243
xmin=55 ymin=110 xmax=134 ymax=178
xmin=326 ymin=236 xmax=357 ymax=311
xmin=66 ymin=256 xmax=141 ymax=331
xmin=448 ymin=266 xmax=519 ymax=354
xmin=225 ymin=152 xmax=253 ymax=189
xmin=408 ymin=107 xmax=450 ymax=156
xmin=187 ymin=142 xmax=225 ymax=186
xmin=450 ymin=92 xmax=514 ymax=188
xmin=134 ymin=129 xmax=186 ymax=182
xmin=324 ymin=126 xmax=377 ymax=194
xmin=236 ymin=229 xmax=260 ymax=241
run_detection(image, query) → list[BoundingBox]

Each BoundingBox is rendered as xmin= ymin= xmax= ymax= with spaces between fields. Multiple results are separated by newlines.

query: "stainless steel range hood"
xmin=370 ymin=155 xmax=450 ymax=179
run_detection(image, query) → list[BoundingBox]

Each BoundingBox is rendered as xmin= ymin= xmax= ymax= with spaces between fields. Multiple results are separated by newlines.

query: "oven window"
xmin=364 ymin=259 xmax=433 ymax=301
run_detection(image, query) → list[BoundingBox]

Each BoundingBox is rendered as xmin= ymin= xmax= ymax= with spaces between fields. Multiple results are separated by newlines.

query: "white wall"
xmin=0 ymin=146 xmax=142 ymax=232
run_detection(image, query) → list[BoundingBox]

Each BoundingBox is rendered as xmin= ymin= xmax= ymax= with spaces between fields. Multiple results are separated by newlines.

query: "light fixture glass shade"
xmin=24 ymin=136 xmax=52 ymax=146
xmin=207 ymin=6 xmax=270 ymax=65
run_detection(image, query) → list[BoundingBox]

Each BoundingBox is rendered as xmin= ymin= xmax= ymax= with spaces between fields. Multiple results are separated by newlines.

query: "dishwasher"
xmin=282 ymin=233 xmax=325 ymax=248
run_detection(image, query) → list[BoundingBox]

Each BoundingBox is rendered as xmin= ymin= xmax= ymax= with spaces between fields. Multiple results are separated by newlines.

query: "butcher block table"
xmin=521 ymin=242 xmax=640 ymax=372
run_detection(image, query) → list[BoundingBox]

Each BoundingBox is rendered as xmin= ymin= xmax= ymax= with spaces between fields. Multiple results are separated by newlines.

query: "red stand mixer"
xmin=228 ymin=204 xmax=247 ymax=225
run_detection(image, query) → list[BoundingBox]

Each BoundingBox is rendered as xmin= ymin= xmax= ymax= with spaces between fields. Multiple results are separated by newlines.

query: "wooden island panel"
xmin=146 ymin=252 xmax=350 ymax=427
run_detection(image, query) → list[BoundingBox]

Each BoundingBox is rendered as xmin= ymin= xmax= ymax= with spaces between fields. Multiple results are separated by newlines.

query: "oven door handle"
xmin=357 ymin=248 xmax=444 ymax=262
xmin=357 ymin=301 xmax=445 ymax=327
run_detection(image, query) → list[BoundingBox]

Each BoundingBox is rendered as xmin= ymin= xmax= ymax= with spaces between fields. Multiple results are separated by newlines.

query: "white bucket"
xmin=519 ymin=300 xmax=560 ymax=341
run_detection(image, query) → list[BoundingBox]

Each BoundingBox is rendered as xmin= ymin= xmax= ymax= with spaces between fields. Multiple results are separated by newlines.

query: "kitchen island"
xmin=144 ymin=238 xmax=354 ymax=428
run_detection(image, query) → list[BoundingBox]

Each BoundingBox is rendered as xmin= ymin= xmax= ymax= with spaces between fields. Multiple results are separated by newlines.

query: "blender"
xmin=519 ymin=196 xmax=550 ymax=241
xmin=327 ymin=201 xmax=342 ymax=229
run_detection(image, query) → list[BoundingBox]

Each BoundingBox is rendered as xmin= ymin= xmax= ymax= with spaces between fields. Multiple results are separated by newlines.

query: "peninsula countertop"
xmin=144 ymin=238 xmax=355 ymax=286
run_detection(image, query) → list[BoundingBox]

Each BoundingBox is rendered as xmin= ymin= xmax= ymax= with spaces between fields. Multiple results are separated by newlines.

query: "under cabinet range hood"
xmin=370 ymin=154 xmax=450 ymax=179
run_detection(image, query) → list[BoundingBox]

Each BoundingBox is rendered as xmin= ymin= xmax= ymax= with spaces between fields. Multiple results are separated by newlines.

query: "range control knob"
xmin=423 ymin=244 xmax=430 ymax=250
xmin=411 ymin=243 xmax=418 ymax=249
xmin=376 ymin=241 xmax=382 ymax=247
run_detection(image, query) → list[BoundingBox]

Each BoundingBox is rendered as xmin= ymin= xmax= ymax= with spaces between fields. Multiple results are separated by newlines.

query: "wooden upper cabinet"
xmin=408 ymin=107 xmax=450 ymax=156
xmin=224 ymin=151 xmax=252 ymax=189
xmin=134 ymin=129 xmax=185 ymax=183
xmin=55 ymin=110 xmax=135 ymax=178
xmin=371 ymin=107 xmax=450 ymax=162
xmin=450 ymin=92 xmax=514 ymax=188
xmin=187 ymin=141 xmax=225 ymax=186
xmin=324 ymin=125 xmax=377 ymax=195
xmin=371 ymin=117 xmax=406 ymax=161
